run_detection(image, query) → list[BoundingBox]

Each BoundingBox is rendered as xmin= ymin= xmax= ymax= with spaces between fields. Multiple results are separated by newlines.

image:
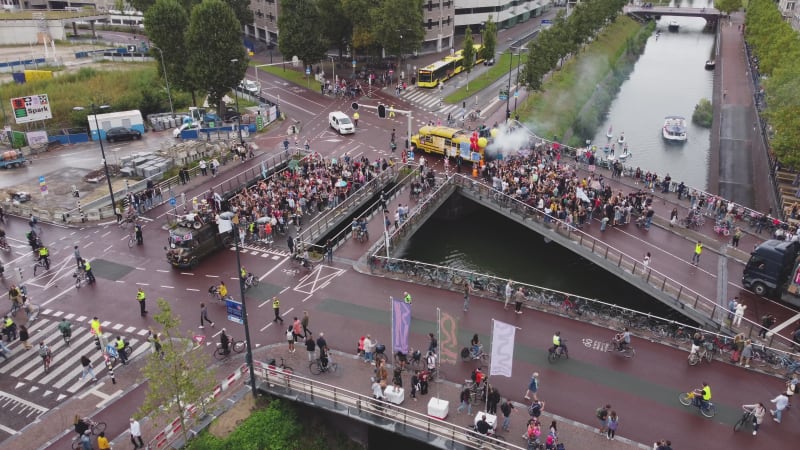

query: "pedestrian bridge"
xmin=624 ymin=5 xmax=723 ymax=23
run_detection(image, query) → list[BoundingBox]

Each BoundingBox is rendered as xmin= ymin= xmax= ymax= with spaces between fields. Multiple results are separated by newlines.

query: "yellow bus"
xmin=417 ymin=45 xmax=485 ymax=88
xmin=410 ymin=126 xmax=483 ymax=160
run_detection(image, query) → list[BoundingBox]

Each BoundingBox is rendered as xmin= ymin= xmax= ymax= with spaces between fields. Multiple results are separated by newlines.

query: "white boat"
xmin=662 ymin=116 xmax=687 ymax=142
xmin=606 ymin=125 xmax=613 ymax=139
xmin=668 ymin=21 xmax=679 ymax=32
xmin=618 ymin=146 xmax=631 ymax=160
xmin=617 ymin=133 xmax=625 ymax=145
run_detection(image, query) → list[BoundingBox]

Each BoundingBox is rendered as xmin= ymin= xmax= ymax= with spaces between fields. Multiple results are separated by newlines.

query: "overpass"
xmin=624 ymin=5 xmax=723 ymax=25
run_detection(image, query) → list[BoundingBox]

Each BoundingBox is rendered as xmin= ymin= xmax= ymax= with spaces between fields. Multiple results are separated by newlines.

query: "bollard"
xmin=105 ymin=358 xmax=116 ymax=384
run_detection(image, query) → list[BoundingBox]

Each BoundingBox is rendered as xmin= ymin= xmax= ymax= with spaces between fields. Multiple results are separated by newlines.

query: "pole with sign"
xmin=39 ymin=175 xmax=47 ymax=201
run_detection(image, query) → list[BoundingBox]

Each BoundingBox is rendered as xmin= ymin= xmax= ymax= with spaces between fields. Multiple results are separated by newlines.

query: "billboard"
xmin=11 ymin=94 xmax=53 ymax=124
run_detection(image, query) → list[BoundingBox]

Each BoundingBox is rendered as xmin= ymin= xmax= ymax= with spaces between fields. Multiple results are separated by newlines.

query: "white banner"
xmin=26 ymin=130 xmax=48 ymax=147
xmin=489 ymin=320 xmax=516 ymax=377
xmin=11 ymin=94 xmax=53 ymax=124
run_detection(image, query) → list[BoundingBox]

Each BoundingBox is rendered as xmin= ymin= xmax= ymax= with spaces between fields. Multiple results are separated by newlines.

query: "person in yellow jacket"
xmin=353 ymin=111 xmax=360 ymax=127
xmin=136 ymin=288 xmax=147 ymax=316
xmin=37 ymin=246 xmax=50 ymax=269
xmin=691 ymin=241 xmax=703 ymax=265
xmin=272 ymin=296 xmax=284 ymax=324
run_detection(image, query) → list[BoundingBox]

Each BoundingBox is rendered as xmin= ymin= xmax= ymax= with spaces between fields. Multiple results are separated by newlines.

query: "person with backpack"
xmin=528 ymin=399 xmax=545 ymax=419
xmin=596 ymin=404 xmax=611 ymax=435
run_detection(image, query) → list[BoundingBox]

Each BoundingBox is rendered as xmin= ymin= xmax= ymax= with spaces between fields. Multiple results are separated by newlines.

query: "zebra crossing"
xmin=0 ymin=312 xmax=150 ymax=401
xmin=234 ymin=243 xmax=291 ymax=260
xmin=400 ymin=86 xmax=465 ymax=116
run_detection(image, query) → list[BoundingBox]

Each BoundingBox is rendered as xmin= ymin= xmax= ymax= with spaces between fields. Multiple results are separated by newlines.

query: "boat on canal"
xmin=704 ymin=60 xmax=715 ymax=70
xmin=668 ymin=21 xmax=680 ymax=32
xmin=606 ymin=125 xmax=613 ymax=139
xmin=617 ymin=132 xmax=625 ymax=145
xmin=662 ymin=116 xmax=687 ymax=142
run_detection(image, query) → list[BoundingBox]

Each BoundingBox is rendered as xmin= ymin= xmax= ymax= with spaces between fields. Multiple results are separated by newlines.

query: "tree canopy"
xmin=278 ymin=0 xmax=328 ymax=70
xmin=746 ymin=0 xmax=800 ymax=167
xmin=715 ymin=0 xmax=743 ymax=15
xmin=480 ymin=16 xmax=498 ymax=62
xmin=144 ymin=0 xmax=196 ymax=102
xmin=185 ymin=0 xmax=247 ymax=112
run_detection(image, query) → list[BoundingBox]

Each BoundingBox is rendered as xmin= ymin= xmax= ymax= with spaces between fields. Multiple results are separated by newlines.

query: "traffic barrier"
xmin=146 ymin=363 xmax=248 ymax=449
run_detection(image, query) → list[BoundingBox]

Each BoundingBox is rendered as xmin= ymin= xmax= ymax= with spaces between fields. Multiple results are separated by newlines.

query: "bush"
xmin=692 ymin=98 xmax=713 ymax=128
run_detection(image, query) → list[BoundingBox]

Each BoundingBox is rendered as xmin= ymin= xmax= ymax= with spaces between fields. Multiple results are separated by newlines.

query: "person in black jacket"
xmin=487 ymin=385 xmax=501 ymax=415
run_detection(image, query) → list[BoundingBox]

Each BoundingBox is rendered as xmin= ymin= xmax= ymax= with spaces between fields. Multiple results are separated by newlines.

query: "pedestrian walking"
xmin=462 ymin=280 xmax=471 ymax=311
xmin=19 ymin=324 xmax=31 ymax=350
xmin=130 ymin=417 xmax=145 ymax=449
xmin=199 ymin=303 xmax=215 ymax=328
xmin=457 ymin=387 xmax=472 ymax=415
xmin=79 ymin=355 xmax=97 ymax=381
xmin=740 ymin=339 xmax=753 ymax=368
xmin=596 ymin=404 xmax=611 ymax=434
xmin=292 ymin=317 xmax=303 ymax=342
xmin=136 ymin=288 xmax=147 ymax=316
xmin=363 ymin=334 xmax=375 ymax=363
xmin=305 ymin=334 xmax=316 ymax=361
xmin=691 ymin=241 xmax=703 ymax=265
xmin=524 ymin=372 xmax=539 ymax=401
xmin=742 ymin=402 xmax=766 ymax=436
xmin=733 ymin=302 xmax=747 ymax=327
xmin=643 ymin=252 xmax=651 ymax=274
xmin=286 ymin=326 xmax=295 ymax=352
xmin=301 ymin=310 xmax=311 ymax=337
xmin=606 ymin=411 xmax=619 ymax=440
xmin=500 ymin=399 xmax=515 ymax=431
xmin=271 ymin=296 xmax=284 ymax=324
xmin=504 ymin=280 xmax=513 ymax=309
xmin=97 ymin=432 xmax=111 ymax=450
xmin=325 ymin=240 xmax=333 ymax=264
xmin=428 ymin=332 xmax=438 ymax=354
xmin=316 ymin=332 xmax=328 ymax=359
xmin=403 ymin=291 xmax=412 ymax=304
xmin=770 ymin=392 xmax=789 ymax=423
xmin=514 ymin=287 xmax=525 ymax=314
xmin=487 ymin=385 xmax=500 ymax=414
xmin=410 ymin=369 xmax=420 ymax=401
xmin=73 ymin=246 xmax=82 ymax=267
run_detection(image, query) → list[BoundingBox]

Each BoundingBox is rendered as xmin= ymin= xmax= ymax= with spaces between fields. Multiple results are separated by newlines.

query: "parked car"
xmin=223 ymin=107 xmax=241 ymax=122
xmin=106 ymin=127 xmax=142 ymax=142
xmin=484 ymin=58 xmax=495 ymax=66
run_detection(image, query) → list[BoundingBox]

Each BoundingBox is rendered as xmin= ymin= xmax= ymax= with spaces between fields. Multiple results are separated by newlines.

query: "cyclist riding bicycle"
xmin=551 ymin=331 xmax=565 ymax=355
xmin=217 ymin=281 xmax=230 ymax=300
xmin=59 ymin=318 xmax=72 ymax=342
xmin=74 ymin=415 xmax=90 ymax=437
xmin=470 ymin=333 xmax=482 ymax=358
xmin=8 ymin=284 xmax=22 ymax=308
xmin=692 ymin=382 xmax=712 ymax=410
xmin=38 ymin=341 xmax=51 ymax=361
xmin=690 ymin=332 xmax=705 ymax=356
xmin=614 ymin=327 xmax=632 ymax=351
xmin=220 ymin=329 xmax=230 ymax=355
xmin=37 ymin=246 xmax=50 ymax=267
xmin=26 ymin=231 xmax=39 ymax=252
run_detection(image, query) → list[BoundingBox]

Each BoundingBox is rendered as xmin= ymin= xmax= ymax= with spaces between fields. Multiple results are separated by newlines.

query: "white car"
xmin=329 ymin=111 xmax=355 ymax=135
xmin=173 ymin=122 xmax=200 ymax=138
xmin=239 ymin=79 xmax=261 ymax=96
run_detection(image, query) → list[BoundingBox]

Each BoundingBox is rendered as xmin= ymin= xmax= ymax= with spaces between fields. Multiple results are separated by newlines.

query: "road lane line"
xmin=186 ymin=288 xmax=200 ymax=292
xmin=768 ymin=311 xmax=800 ymax=337
xmin=260 ymin=322 xmax=272 ymax=332
xmin=161 ymin=285 xmax=174 ymax=289
xmin=281 ymin=307 xmax=294 ymax=317
xmin=103 ymin=245 xmax=112 ymax=252
xmin=258 ymin=255 xmax=290 ymax=281
xmin=181 ymin=272 xmax=194 ymax=276
xmin=205 ymin=274 xmax=220 ymax=278
xmin=280 ymin=286 xmax=290 ymax=294
xmin=302 ymin=294 xmax=312 ymax=303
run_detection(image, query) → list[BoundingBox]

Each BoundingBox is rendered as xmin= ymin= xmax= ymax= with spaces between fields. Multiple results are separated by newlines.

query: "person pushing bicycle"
xmin=613 ymin=327 xmax=631 ymax=352
xmin=220 ymin=329 xmax=230 ymax=355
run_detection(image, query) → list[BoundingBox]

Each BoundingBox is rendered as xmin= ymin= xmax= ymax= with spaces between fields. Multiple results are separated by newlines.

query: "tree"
xmin=139 ymin=299 xmax=217 ymax=445
xmin=222 ymin=0 xmax=254 ymax=27
xmin=715 ymin=0 xmax=743 ymax=15
xmin=316 ymin=0 xmax=352 ymax=58
xmin=144 ymin=0 xmax=197 ymax=105
xmin=373 ymin=0 xmax=425 ymax=60
xmin=462 ymin=27 xmax=475 ymax=92
xmin=277 ymin=0 xmax=328 ymax=71
xmin=343 ymin=0 xmax=378 ymax=54
xmin=185 ymin=0 xmax=247 ymax=113
xmin=481 ymin=15 xmax=498 ymax=61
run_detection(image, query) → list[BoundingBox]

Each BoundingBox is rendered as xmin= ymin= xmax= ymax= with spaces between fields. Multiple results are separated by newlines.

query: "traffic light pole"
xmin=351 ymin=103 xmax=413 ymax=155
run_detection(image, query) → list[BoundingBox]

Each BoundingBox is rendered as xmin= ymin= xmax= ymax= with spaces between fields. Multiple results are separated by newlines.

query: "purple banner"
xmin=392 ymin=297 xmax=411 ymax=355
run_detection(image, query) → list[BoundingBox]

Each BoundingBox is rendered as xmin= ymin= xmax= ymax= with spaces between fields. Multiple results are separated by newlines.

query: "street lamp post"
xmin=505 ymin=48 xmax=513 ymax=120
xmin=233 ymin=233 xmax=258 ymax=400
xmin=329 ymin=56 xmax=335 ymax=85
xmin=73 ymin=104 xmax=117 ymax=219
xmin=514 ymin=51 xmax=523 ymax=112
xmin=151 ymin=46 xmax=174 ymax=117
xmin=230 ymin=59 xmax=245 ymax=146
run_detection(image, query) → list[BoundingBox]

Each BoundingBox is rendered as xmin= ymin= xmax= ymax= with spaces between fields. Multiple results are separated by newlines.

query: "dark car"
xmin=106 ymin=127 xmax=142 ymax=142
xmin=223 ymin=107 xmax=241 ymax=122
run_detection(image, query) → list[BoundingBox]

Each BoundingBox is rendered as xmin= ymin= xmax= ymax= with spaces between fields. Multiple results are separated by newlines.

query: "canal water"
xmin=592 ymin=3 xmax=715 ymax=190
xmin=403 ymin=7 xmax=716 ymax=321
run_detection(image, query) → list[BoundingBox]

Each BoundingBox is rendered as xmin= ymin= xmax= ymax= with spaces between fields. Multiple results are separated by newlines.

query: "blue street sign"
xmin=352 ymin=60 xmax=357 ymax=67
xmin=38 ymin=176 xmax=45 ymax=183
xmin=226 ymin=298 xmax=244 ymax=324
xmin=514 ymin=90 xmax=519 ymax=98
xmin=499 ymin=94 xmax=508 ymax=101
xmin=542 ymin=19 xmax=552 ymax=24
xmin=169 ymin=196 xmax=176 ymax=206
xmin=305 ymin=67 xmax=311 ymax=75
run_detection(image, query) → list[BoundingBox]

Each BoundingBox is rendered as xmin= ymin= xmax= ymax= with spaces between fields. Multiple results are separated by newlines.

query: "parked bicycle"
xmin=688 ymin=342 xmax=714 ymax=366
xmin=214 ymin=337 xmax=246 ymax=360
xmin=394 ymin=348 xmax=422 ymax=371
xmin=267 ymin=357 xmax=294 ymax=374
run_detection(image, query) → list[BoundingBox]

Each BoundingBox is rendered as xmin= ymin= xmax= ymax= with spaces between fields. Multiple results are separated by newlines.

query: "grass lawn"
xmin=515 ymin=16 xmax=643 ymax=141
xmin=252 ymin=62 xmax=319 ymax=90
xmin=444 ymin=51 xmax=529 ymax=104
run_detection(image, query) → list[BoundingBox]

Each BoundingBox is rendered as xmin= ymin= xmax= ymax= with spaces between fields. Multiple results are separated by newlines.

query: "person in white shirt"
xmin=770 ymin=392 xmax=789 ymax=423
xmin=741 ymin=402 xmax=766 ymax=436
xmin=129 ymin=417 xmax=144 ymax=449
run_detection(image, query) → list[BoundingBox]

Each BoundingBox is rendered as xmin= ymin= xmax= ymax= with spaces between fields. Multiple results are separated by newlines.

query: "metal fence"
xmin=254 ymin=360 xmax=519 ymax=450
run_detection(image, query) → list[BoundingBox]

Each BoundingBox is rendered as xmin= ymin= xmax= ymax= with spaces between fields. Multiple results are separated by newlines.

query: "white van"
xmin=329 ymin=111 xmax=355 ymax=135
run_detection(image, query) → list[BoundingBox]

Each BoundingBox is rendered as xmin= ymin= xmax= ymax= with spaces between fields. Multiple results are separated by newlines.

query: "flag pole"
xmin=390 ymin=296 xmax=394 ymax=358
xmin=486 ymin=318 xmax=494 ymax=408
xmin=436 ymin=306 xmax=441 ymax=400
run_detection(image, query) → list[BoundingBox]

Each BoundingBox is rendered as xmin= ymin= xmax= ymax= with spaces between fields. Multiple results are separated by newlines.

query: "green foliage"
xmin=144 ymin=0 xmax=195 ymax=102
xmin=462 ymin=28 xmax=475 ymax=74
xmin=139 ymin=299 xmax=217 ymax=445
xmin=373 ymin=0 xmax=425 ymax=58
xmin=343 ymin=0 xmax=375 ymax=51
xmin=715 ymin=0 xmax=743 ymax=14
xmin=480 ymin=16 xmax=498 ymax=61
xmin=316 ymin=0 xmax=352 ymax=56
xmin=186 ymin=0 xmax=247 ymax=113
xmin=746 ymin=0 xmax=800 ymax=167
xmin=443 ymin=51 xmax=529 ymax=104
xmin=692 ymin=98 xmax=713 ymax=128
xmin=185 ymin=401 xmax=301 ymax=450
xmin=278 ymin=0 xmax=328 ymax=69
xmin=0 ymin=66 xmax=192 ymax=129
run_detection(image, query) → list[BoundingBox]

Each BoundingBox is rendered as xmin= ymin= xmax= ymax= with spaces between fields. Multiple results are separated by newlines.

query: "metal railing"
xmin=295 ymin=164 xmax=403 ymax=247
xmin=253 ymin=360 xmax=519 ymax=450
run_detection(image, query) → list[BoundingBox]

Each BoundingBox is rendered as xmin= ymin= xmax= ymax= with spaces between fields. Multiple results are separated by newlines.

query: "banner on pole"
xmin=489 ymin=320 xmax=516 ymax=377
xmin=391 ymin=297 xmax=411 ymax=355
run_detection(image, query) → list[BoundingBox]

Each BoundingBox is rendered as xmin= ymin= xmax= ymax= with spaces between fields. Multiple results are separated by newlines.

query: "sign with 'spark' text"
xmin=11 ymin=94 xmax=53 ymax=124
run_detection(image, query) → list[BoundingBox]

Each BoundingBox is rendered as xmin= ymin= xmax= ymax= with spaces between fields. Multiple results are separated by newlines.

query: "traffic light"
xmin=378 ymin=104 xmax=386 ymax=118
xmin=351 ymin=102 xmax=359 ymax=110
